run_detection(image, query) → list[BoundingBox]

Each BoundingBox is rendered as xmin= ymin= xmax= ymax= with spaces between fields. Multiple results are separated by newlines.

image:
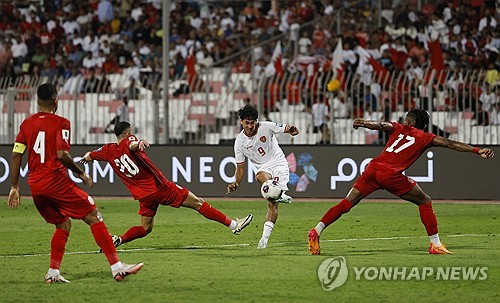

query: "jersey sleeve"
xmin=234 ymin=138 xmax=245 ymax=164
xmin=390 ymin=122 xmax=402 ymax=135
xmin=56 ymin=119 xmax=71 ymax=151
xmin=126 ymin=134 xmax=140 ymax=150
xmin=265 ymin=121 xmax=286 ymax=135
xmin=89 ymin=145 xmax=109 ymax=161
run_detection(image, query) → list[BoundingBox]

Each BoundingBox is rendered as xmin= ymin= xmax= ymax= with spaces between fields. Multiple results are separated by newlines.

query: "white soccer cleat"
xmin=233 ymin=214 xmax=254 ymax=235
xmin=111 ymin=235 xmax=122 ymax=248
xmin=113 ymin=262 xmax=144 ymax=281
xmin=257 ymin=238 xmax=268 ymax=249
xmin=99 ymin=235 xmax=123 ymax=253
xmin=45 ymin=273 xmax=70 ymax=284
xmin=274 ymin=193 xmax=292 ymax=204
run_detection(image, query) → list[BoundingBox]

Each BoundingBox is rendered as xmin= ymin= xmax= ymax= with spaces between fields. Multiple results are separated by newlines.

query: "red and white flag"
xmin=265 ymin=41 xmax=284 ymax=77
xmin=331 ymin=37 xmax=344 ymax=79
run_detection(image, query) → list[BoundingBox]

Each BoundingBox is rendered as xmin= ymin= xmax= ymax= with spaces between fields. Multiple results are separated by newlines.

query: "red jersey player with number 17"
xmin=7 ymin=83 xmax=143 ymax=283
xmin=81 ymin=122 xmax=253 ymax=249
xmin=308 ymin=109 xmax=495 ymax=255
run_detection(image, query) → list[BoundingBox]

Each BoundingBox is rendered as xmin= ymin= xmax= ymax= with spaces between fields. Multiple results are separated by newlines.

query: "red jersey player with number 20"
xmin=308 ymin=109 xmax=495 ymax=255
xmin=81 ymin=122 xmax=253 ymax=249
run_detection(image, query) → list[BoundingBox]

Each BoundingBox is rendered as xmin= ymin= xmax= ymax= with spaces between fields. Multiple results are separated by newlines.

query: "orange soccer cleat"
xmin=308 ymin=228 xmax=321 ymax=255
xmin=428 ymin=243 xmax=453 ymax=254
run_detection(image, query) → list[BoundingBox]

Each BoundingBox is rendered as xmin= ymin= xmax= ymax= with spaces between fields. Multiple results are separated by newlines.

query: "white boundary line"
xmin=1 ymin=233 xmax=498 ymax=259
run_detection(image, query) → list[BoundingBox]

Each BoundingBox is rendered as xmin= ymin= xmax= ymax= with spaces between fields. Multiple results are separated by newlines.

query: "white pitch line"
xmin=0 ymin=233 xmax=498 ymax=259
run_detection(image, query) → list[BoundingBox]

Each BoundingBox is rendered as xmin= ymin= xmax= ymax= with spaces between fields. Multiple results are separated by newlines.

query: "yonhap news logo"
xmin=317 ymin=257 xmax=348 ymax=290
xmin=317 ymin=257 xmax=488 ymax=291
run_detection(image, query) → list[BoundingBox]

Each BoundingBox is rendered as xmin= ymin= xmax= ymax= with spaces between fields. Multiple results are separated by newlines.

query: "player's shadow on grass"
xmin=69 ymin=271 xmax=113 ymax=280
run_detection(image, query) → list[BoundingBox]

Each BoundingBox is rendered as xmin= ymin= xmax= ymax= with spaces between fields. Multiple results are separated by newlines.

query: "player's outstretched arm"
xmin=285 ymin=125 xmax=299 ymax=136
xmin=8 ymin=152 xmax=23 ymax=209
xmin=79 ymin=151 xmax=92 ymax=164
xmin=353 ymin=118 xmax=393 ymax=132
xmin=432 ymin=136 xmax=495 ymax=159
xmin=57 ymin=150 xmax=93 ymax=187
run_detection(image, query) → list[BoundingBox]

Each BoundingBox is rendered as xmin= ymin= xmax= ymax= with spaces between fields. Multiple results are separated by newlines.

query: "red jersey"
xmin=15 ymin=112 xmax=73 ymax=191
xmin=90 ymin=134 xmax=168 ymax=199
xmin=368 ymin=122 xmax=436 ymax=173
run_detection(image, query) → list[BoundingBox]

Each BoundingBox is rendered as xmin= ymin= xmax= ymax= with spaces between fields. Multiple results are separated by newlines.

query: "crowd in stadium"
xmin=0 ymin=0 xmax=498 ymax=123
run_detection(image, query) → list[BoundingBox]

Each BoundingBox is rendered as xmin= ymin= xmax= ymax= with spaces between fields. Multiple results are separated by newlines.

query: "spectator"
xmin=298 ymin=30 xmax=312 ymax=54
xmin=97 ymin=0 xmax=114 ymax=23
xmin=474 ymin=102 xmax=489 ymax=126
xmin=105 ymin=96 xmax=129 ymax=133
xmin=491 ymin=102 xmax=500 ymax=125
xmin=312 ymin=96 xmax=331 ymax=144
xmin=81 ymin=67 xmax=101 ymax=93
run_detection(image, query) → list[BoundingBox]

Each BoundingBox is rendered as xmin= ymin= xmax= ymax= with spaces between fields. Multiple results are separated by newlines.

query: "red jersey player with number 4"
xmin=8 ymin=83 xmax=143 ymax=283
xmin=81 ymin=122 xmax=253 ymax=249
xmin=308 ymin=109 xmax=495 ymax=255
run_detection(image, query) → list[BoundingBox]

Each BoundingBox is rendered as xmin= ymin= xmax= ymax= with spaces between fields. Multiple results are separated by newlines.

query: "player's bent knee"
xmin=83 ymin=209 xmax=103 ymax=225
xmin=144 ymin=225 xmax=153 ymax=234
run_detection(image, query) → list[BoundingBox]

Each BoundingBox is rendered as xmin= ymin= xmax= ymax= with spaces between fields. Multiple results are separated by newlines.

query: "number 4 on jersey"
xmin=34 ymin=131 xmax=46 ymax=163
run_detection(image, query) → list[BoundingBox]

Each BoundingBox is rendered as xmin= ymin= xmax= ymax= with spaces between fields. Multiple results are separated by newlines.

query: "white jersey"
xmin=234 ymin=121 xmax=288 ymax=169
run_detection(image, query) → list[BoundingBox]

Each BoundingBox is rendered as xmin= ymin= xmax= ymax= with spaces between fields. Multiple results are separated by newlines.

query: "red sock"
xmin=419 ymin=202 xmax=438 ymax=236
xmin=121 ymin=226 xmax=148 ymax=244
xmin=320 ymin=199 xmax=354 ymax=228
xmin=50 ymin=228 xmax=69 ymax=270
xmin=198 ymin=202 xmax=232 ymax=226
xmin=90 ymin=222 xmax=119 ymax=265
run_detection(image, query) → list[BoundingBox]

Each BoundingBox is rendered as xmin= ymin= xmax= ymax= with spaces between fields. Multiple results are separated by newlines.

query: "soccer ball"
xmin=261 ymin=180 xmax=283 ymax=200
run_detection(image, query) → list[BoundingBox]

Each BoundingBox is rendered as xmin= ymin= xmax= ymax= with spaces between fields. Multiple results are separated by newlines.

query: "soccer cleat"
xmin=111 ymin=235 xmax=122 ymax=248
xmin=232 ymin=214 xmax=254 ymax=235
xmin=274 ymin=193 xmax=292 ymax=204
xmin=113 ymin=262 xmax=144 ymax=281
xmin=257 ymin=237 xmax=268 ymax=249
xmin=308 ymin=228 xmax=321 ymax=255
xmin=99 ymin=235 xmax=122 ymax=253
xmin=428 ymin=243 xmax=453 ymax=254
xmin=45 ymin=273 xmax=70 ymax=284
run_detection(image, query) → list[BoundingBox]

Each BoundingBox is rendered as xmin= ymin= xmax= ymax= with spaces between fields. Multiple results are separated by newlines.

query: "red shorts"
xmin=353 ymin=165 xmax=416 ymax=197
xmin=138 ymin=180 xmax=189 ymax=217
xmin=32 ymin=184 xmax=97 ymax=225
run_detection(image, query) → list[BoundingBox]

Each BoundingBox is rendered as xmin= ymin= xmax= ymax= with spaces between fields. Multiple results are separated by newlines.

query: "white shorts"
xmin=257 ymin=161 xmax=290 ymax=191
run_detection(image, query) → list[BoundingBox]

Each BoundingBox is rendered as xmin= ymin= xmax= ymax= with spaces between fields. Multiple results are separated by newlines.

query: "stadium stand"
xmin=0 ymin=1 xmax=498 ymax=145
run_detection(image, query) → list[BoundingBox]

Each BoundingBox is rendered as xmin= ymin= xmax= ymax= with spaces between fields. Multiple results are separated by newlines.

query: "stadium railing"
xmin=0 ymin=67 xmax=498 ymax=146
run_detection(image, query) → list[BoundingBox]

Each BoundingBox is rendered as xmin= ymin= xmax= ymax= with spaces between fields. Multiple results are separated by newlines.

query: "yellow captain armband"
xmin=13 ymin=142 xmax=27 ymax=154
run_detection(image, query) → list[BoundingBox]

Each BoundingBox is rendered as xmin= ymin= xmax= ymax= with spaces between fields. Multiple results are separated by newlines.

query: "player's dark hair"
xmin=238 ymin=104 xmax=258 ymax=120
xmin=114 ymin=121 xmax=131 ymax=137
xmin=37 ymin=83 xmax=57 ymax=104
xmin=406 ymin=109 xmax=430 ymax=130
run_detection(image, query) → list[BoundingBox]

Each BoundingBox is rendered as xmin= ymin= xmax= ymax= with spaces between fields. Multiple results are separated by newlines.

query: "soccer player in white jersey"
xmin=227 ymin=105 xmax=299 ymax=249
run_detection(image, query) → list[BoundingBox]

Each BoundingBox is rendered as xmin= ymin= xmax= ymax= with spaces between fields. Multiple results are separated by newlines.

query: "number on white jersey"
xmin=113 ymin=154 xmax=140 ymax=177
xmin=257 ymin=146 xmax=266 ymax=157
xmin=386 ymin=134 xmax=415 ymax=153
xmin=34 ymin=131 xmax=46 ymax=163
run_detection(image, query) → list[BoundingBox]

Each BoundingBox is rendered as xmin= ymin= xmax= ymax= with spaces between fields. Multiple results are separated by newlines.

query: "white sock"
xmin=48 ymin=268 xmax=60 ymax=277
xmin=315 ymin=222 xmax=326 ymax=235
xmin=110 ymin=261 xmax=124 ymax=272
xmin=229 ymin=220 xmax=237 ymax=230
xmin=261 ymin=221 xmax=274 ymax=239
xmin=429 ymin=233 xmax=441 ymax=247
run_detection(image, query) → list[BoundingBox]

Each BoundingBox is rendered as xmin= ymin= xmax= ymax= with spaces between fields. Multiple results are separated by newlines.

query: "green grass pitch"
xmin=0 ymin=198 xmax=499 ymax=303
